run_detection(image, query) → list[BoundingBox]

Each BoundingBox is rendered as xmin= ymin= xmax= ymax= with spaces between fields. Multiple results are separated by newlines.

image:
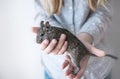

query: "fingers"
xmin=38 ymin=34 xmax=67 ymax=54
xmin=63 ymin=60 xmax=76 ymax=78
xmin=44 ymin=34 xmax=67 ymax=54
xmin=44 ymin=39 xmax=57 ymax=53
xmin=68 ymin=74 xmax=76 ymax=79
xmin=40 ymin=39 xmax=49 ymax=50
xmin=65 ymin=65 xmax=75 ymax=77
xmin=63 ymin=56 xmax=90 ymax=79
xmin=32 ymin=27 xmax=40 ymax=33
xmin=58 ymin=41 xmax=68 ymax=54
xmin=62 ymin=55 xmax=76 ymax=78
xmin=63 ymin=62 xmax=75 ymax=76
xmin=62 ymin=60 xmax=69 ymax=69
xmin=62 ymin=55 xmax=71 ymax=69
xmin=51 ymin=34 xmax=67 ymax=54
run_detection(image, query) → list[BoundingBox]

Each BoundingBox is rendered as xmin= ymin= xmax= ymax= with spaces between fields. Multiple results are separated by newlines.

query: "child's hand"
xmin=32 ymin=27 xmax=68 ymax=55
xmin=62 ymin=33 xmax=106 ymax=79
xmin=62 ymin=55 xmax=89 ymax=79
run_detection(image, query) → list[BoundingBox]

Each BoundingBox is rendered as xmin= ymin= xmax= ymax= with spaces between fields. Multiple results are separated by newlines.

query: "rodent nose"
xmin=36 ymin=38 xmax=42 ymax=44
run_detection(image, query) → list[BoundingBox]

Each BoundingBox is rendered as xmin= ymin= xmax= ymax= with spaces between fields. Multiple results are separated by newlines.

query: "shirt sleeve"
xmin=84 ymin=56 xmax=114 ymax=79
xmin=80 ymin=0 xmax=113 ymax=45
xmin=34 ymin=0 xmax=62 ymax=28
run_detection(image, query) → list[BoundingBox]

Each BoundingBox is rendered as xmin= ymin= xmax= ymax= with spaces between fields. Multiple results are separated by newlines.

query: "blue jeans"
xmin=44 ymin=70 xmax=53 ymax=79
xmin=44 ymin=70 xmax=111 ymax=79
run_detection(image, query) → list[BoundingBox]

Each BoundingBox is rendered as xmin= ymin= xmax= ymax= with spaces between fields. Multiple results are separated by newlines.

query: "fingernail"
xmin=40 ymin=39 xmax=49 ymax=50
xmin=52 ymin=39 xmax=57 ymax=43
xmin=65 ymin=41 xmax=68 ymax=45
xmin=61 ymin=34 xmax=66 ymax=38
xmin=43 ymin=39 xmax=49 ymax=44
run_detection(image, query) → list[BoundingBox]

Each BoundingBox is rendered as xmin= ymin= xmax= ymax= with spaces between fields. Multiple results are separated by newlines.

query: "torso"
xmin=53 ymin=0 xmax=90 ymax=35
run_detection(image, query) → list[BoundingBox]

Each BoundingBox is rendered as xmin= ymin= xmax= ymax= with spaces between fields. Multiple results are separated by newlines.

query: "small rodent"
xmin=36 ymin=21 xmax=118 ymax=74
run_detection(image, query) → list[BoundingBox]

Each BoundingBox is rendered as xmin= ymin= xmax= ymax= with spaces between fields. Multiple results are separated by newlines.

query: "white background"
xmin=0 ymin=0 xmax=120 ymax=79
xmin=0 ymin=0 xmax=44 ymax=79
xmin=107 ymin=0 xmax=120 ymax=79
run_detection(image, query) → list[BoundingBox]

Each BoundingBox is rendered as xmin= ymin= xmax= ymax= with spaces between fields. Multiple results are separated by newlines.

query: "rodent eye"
xmin=40 ymin=33 xmax=44 ymax=36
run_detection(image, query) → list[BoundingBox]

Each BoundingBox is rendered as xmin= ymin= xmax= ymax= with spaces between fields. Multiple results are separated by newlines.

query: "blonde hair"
xmin=88 ymin=0 xmax=108 ymax=11
xmin=40 ymin=0 xmax=108 ymax=16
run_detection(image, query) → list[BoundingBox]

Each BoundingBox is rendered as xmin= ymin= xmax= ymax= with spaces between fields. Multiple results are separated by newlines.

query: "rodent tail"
xmin=105 ymin=54 xmax=118 ymax=60
xmin=90 ymin=53 xmax=118 ymax=60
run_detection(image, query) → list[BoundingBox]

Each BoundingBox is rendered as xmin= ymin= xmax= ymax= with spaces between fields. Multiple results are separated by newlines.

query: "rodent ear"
xmin=40 ymin=21 xmax=44 ymax=30
xmin=45 ymin=21 xmax=52 ymax=30
xmin=45 ymin=21 xmax=50 ymax=28
xmin=43 ymin=21 xmax=52 ymax=33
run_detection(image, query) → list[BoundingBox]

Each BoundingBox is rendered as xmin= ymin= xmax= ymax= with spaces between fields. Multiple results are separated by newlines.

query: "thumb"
xmin=32 ymin=27 xmax=40 ymax=33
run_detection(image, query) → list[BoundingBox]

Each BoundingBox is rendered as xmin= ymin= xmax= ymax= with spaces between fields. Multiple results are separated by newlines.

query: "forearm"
xmin=77 ymin=32 xmax=93 ymax=44
xmin=79 ymin=0 xmax=112 ymax=46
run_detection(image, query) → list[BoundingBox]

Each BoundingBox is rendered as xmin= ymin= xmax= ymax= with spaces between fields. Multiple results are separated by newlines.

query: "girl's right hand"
xmin=32 ymin=27 xmax=68 ymax=55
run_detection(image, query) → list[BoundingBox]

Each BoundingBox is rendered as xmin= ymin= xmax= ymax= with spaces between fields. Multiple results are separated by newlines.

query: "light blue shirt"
xmin=34 ymin=0 xmax=115 ymax=79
